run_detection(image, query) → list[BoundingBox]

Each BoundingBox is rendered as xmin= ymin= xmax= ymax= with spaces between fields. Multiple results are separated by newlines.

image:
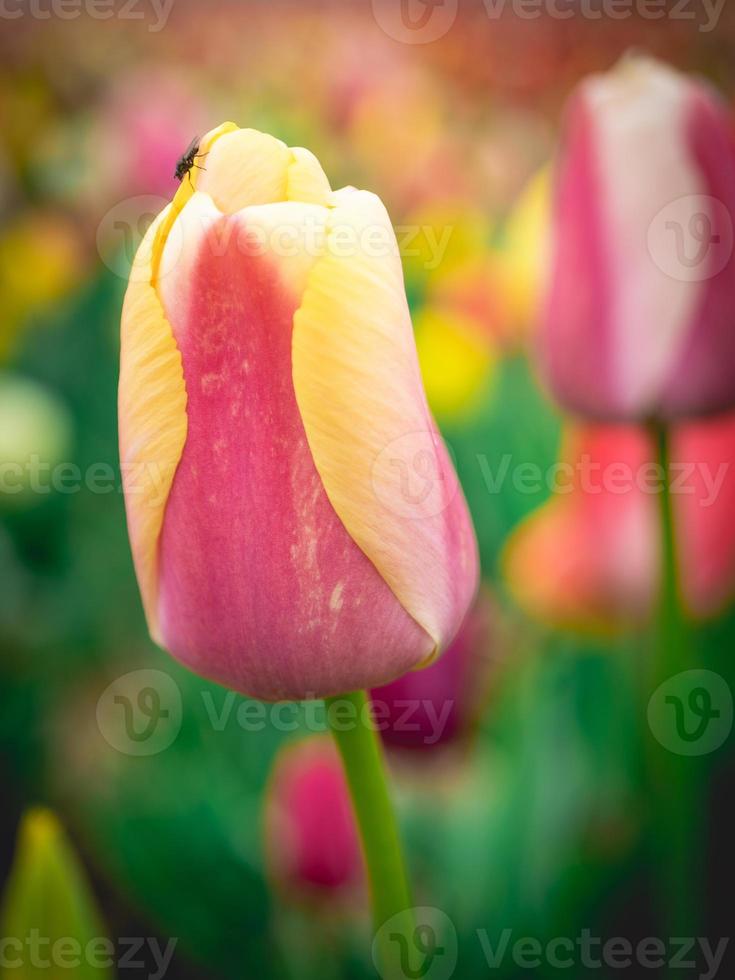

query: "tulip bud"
xmin=371 ymin=593 xmax=494 ymax=750
xmin=119 ymin=124 xmax=478 ymax=701
xmin=1 ymin=809 xmax=112 ymax=976
xmin=540 ymin=55 xmax=735 ymax=421
xmin=264 ymin=737 xmax=362 ymax=898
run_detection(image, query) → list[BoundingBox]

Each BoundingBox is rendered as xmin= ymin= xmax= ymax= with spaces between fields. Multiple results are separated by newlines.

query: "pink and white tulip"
xmin=540 ymin=55 xmax=735 ymax=421
xmin=119 ymin=124 xmax=478 ymax=701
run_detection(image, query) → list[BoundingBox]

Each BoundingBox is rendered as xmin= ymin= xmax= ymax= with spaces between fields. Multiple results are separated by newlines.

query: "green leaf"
xmin=1 ymin=808 xmax=112 ymax=979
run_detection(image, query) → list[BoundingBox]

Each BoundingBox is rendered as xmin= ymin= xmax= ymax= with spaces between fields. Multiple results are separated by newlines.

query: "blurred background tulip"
xmin=503 ymin=413 xmax=735 ymax=630
xmin=264 ymin=737 xmax=363 ymax=902
xmin=371 ymin=592 xmax=496 ymax=752
xmin=540 ymin=55 xmax=735 ymax=421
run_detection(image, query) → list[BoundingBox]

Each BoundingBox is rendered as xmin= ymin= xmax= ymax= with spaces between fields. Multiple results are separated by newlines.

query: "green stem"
xmin=651 ymin=422 xmax=698 ymax=943
xmin=653 ymin=423 xmax=686 ymax=683
xmin=325 ymin=690 xmax=412 ymax=975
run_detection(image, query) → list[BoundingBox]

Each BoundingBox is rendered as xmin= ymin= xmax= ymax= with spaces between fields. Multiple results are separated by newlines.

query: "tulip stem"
xmin=653 ymin=423 xmax=686 ymax=679
xmin=325 ymin=690 xmax=412 ymax=975
xmin=651 ymin=422 xmax=698 ymax=944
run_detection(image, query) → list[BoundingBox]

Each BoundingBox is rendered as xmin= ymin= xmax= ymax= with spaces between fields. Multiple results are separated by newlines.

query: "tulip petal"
xmin=119 ymin=207 xmax=188 ymax=640
xmin=287 ymin=147 xmax=333 ymax=205
xmin=195 ymin=128 xmax=293 ymax=212
xmin=293 ymin=188 xmax=478 ymax=655
xmin=119 ymin=123 xmax=239 ymax=639
xmin=154 ymin=199 xmax=435 ymax=700
xmin=589 ymin=59 xmax=701 ymax=413
xmin=660 ymin=89 xmax=735 ymax=416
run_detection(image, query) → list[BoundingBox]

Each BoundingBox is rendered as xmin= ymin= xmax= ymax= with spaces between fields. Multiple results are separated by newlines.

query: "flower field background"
xmin=1 ymin=3 xmax=735 ymax=978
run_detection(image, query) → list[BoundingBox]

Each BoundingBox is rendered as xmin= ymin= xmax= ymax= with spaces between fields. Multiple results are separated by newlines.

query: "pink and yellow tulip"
xmin=119 ymin=124 xmax=478 ymax=701
xmin=540 ymin=55 xmax=735 ymax=421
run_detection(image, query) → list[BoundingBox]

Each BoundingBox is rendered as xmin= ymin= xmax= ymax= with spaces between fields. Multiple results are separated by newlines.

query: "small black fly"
xmin=174 ymin=137 xmax=207 ymax=183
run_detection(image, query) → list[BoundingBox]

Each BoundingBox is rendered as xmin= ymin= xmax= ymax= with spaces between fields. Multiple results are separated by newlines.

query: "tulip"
xmin=264 ymin=737 xmax=362 ymax=898
xmin=502 ymin=414 xmax=735 ymax=631
xmin=540 ymin=55 xmax=735 ymax=421
xmin=503 ymin=427 xmax=657 ymax=632
xmin=371 ymin=593 xmax=494 ymax=750
xmin=119 ymin=122 xmax=478 ymax=703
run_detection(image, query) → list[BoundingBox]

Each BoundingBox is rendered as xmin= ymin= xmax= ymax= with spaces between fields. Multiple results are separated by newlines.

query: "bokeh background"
xmin=1 ymin=1 xmax=735 ymax=977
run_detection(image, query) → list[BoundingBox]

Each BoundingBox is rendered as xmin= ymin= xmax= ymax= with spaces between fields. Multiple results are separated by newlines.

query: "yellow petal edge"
xmin=121 ymin=124 xmax=333 ymax=640
xmin=119 ymin=122 xmax=236 ymax=640
xmin=293 ymin=190 xmax=457 ymax=655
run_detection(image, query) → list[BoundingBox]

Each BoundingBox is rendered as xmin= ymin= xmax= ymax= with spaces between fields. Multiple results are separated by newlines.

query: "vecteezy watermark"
xmin=3 ymin=453 xmax=731 ymax=510
xmin=97 ymin=669 xmax=183 ymax=756
xmin=371 ymin=0 xmax=460 ymax=44
xmin=201 ymin=691 xmax=456 ymax=745
xmin=372 ymin=910 xmax=729 ymax=980
xmin=648 ymin=670 xmax=733 ymax=756
xmin=480 ymin=0 xmax=725 ymax=32
xmin=0 ymin=0 xmax=175 ymax=31
xmin=373 ymin=907 xmax=458 ymax=980
xmin=371 ymin=0 xmax=725 ymax=43
xmin=371 ymin=430 xmax=460 ymax=520
xmin=476 ymin=454 xmax=731 ymax=506
xmin=97 ymin=195 xmax=455 ymax=281
xmin=95 ymin=670 xmax=459 ymax=757
xmin=0 ymin=932 xmax=177 ymax=979
xmin=96 ymin=195 xmax=169 ymax=281
xmin=648 ymin=195 xmax=734 ymax=283
xmin=477 ymin=929 xmax=729 ymax=978
xmin=0 ymin=458 xmax=171 ymax=504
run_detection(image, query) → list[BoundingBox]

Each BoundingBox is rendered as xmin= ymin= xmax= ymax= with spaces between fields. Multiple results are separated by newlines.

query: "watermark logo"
xmin=371 ymin=0 xmax=725 ymax=42
xmin=648 ymin=669 xmax=732 ymax=756
xmin=373 ymin=907 xmax=457 ymax=980
xmin=648 ymin=195 xmax=733 ymax=282
xmin=371 ymin=431 xmax=459 ymax=519
xmin=0 ymin=0 xmax=176 ymax=32
xmin=0 ymin=932 xmax=177 ymax=979
xmin=97 ymin=669 xmax=182 ymax=756
xmin=97 ymin=195 xmax=170 ymax=281
xmin=371 ymin=0 xmax=458 ymax=44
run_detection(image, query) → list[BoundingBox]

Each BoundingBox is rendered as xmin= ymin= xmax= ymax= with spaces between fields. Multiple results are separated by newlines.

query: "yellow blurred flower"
xmin=497 ymin=166 xmax=550 ymax=340
xmin=401 ymin=203 xmax=492 ymax=300
xmin=415 ymin=305 xmax=496 ymax=422
xmin=0 ymin=212 xmax=84 ymax=360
